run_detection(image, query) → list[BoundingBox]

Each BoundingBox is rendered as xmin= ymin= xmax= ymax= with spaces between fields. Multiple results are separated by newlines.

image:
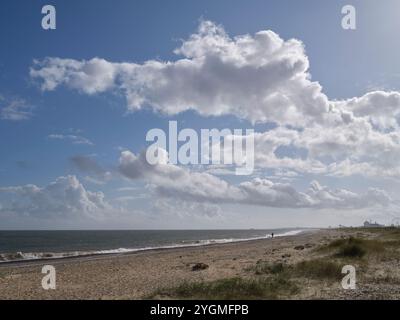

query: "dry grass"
xmin=293 ymin=259 xmax=342 ymax=280
xmin=319 ymin=237 xmax=385 ymax=258
xmin=249 ymin=259 xmax=342 ymax=281
xmin=150 ymin=276 xmax=299 ymax=300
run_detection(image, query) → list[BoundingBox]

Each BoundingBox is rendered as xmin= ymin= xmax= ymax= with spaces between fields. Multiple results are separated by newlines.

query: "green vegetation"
xmin=344 ymin=227 xmax=400 ymax=242
xmin=252 ymin=261 xmax=286 ymax=275
xmin=161 ymin=257 xmax=341 ymax=300
xmin=150 ymin=276 xmax=299 ymax=300
xmin=251 ymin=259 xmax=342 ymax=280
xmin=319 ymin=237 xmax=385 ymax=258
xmin=336 ymin=242 xmax=366 ymax=258
xmin=293 ymin=259 xmax=342 ymax=280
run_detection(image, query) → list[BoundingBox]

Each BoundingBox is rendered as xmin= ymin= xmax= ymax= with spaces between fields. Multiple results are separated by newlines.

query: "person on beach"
xmin=271 ymin=233 xmax=274 ymax=239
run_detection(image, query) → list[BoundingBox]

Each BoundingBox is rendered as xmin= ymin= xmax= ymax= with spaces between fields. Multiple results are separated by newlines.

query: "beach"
xmin=1 ymin=228 xmax=400 ymax=300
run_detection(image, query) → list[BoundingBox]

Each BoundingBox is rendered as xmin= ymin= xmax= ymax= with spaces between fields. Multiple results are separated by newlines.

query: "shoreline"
xmin=0 ymin=228 xmax=313 ymax=267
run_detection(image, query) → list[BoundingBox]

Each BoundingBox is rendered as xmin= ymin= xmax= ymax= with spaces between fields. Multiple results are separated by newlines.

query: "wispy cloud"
xmin=48 ymin=134 xmax=94 ymax=146
xmin=0 ymin=96 xmax=33 ymax=121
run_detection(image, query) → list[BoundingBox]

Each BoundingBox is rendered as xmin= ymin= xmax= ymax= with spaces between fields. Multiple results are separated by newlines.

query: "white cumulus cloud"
xmin=0 ymin=175 xmax=111 ymax=218
xmin=30 ymin=20 xmax=329 ymax=126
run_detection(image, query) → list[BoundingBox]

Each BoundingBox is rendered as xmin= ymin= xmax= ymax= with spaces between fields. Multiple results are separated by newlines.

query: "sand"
xmin=0 ymin=228 xmax=399 ymax=300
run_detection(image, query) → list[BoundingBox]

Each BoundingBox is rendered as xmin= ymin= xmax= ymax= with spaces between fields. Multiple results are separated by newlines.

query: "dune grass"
xmin=251 ymin=259 xmax=342 ymax=280
xmin=251 ymin=261 xmax=286 ymax=275
xmin=319 ymin=236 xmax=385 ymax=258
xmin=293 ymin=259 xmax=342 ymax=280
xmin=150 ymin=276 xmax=299 ymax=300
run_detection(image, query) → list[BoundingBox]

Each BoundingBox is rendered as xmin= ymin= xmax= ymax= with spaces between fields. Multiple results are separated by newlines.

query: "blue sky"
xmin=1 ymin=0 xmax=400 ymax=229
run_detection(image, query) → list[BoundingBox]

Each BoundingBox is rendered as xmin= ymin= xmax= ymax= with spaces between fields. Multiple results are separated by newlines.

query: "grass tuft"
xmin=293 ymin=259 xmax=342 ymax=280
xmin=250 ymin=259 xmax=342 ymax=281
xmin=319 ymin=237 xmax=385 ymax=258
xmin=150 ymin=276 xmax=299 ymax=300
xmin=252 ymin=261 xmax=286 ymax=275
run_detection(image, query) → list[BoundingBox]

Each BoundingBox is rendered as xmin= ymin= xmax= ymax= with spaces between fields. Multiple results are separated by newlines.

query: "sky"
xmin=1 ymin=0 xmax=400 ymax=229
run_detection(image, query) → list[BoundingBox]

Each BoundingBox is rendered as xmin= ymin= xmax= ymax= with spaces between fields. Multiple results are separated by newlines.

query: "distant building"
xmin=363 ymin=220 xmax=384 ymax=228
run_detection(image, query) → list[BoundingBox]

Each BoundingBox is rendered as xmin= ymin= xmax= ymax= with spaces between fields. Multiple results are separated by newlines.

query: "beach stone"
xmin=294 ymin=245 xmax=305 ymax=250
xmin=192 ymin=263 xmax=209 ymax=271
xmin=282 ymin=254 xmax=291 ymax=258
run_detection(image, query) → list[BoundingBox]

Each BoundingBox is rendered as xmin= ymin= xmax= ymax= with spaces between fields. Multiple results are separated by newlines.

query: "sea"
xmin=0 ymin=228 xmax=305 ymax=263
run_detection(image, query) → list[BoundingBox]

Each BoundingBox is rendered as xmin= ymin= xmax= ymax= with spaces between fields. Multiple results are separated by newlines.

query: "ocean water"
xmin=0 ymin=229 xmax=304 ymax=263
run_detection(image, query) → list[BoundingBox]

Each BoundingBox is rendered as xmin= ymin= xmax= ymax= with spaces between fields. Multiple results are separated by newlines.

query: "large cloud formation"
xmin=0 ymin=175 xmax=110 ymax=218
xmin=30 ymin=20 xmax=329 ymax=126
xmin=118 ymin=149 xmax=391 ymax=210
xmin=30 ymin=21 xmax=400 ymax=181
